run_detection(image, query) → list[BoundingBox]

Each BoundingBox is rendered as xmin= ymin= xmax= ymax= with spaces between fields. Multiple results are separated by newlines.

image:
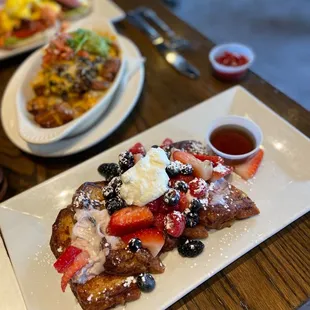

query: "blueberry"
xmin=106 ymin=197 xmax=125 ymax=215
xmin=128 ymin=238 xmax=142 ymax=252
xmin=174 ymin=180 xmax=189 ymax=193
xmin=180 ymin=164 xmax=193 ymax=175
xmin=102 ymin=186 xmax=115 ymax=200
xmin=136 ymin=273 xmax=156 ymax=292
xmin=152 ymin=145 xmax=159 ymax=148
xmin=164 ymin=189 xmax=180 ymax=206
xmin=185 ymin=212 xmax=199 ymax=227
xmin=98 ymin=163 xmax=121 ymax=182
xmin=178 ymin=239 xmax=204 ymax=258
xmin=166 ymin=162 xmax=180 ymax=177
xmin=119 ymin=151 xmax=134 ymax=172
xmin=190 ymin=199 xmax=203 ymax=212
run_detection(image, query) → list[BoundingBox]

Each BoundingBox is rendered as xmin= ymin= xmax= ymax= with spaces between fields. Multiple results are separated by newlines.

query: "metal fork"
xmin=136 ymin=7 xmax=191 ymax=50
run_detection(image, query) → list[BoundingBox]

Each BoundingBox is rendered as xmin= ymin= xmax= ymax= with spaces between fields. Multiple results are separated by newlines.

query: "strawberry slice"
xmin=147 ymin=196 xmax=180 ymax=215
xmin=164 ymin=211 xmax=186 ymax=237
xmin=129 ymin=142 xmax=146 ymax=156
xmin=191 ymin=154 xmax=224 ymax=165
xmin=61 ymin=251 xmax=89 ymax=292
xmin=178 ymin=192 xmax=189 ymax=212
xmin=211 ymin=164 xmax=234 ymax=181
xmin=54 ymin=246 xmax=82 ymax=273
xmin=121 ymin=228 xmax=165 ymax=257
xmin=153 ymin=213 xmax=166 ymax=231
xmin=189 ymin=178 xmax=208 ymax=198
xmin=173 ymin=150 xmax=213 ymax=180
xmin=107 ymin=206 xmax=154 ymax=236
xmin=234 ymin=149 xmax=264 ymax=180
xmin=133 ymin=153 xmax=144 ymax=164
xmin=146 ymin=197 xmax=164 ymax=214
xmin=161 ymin=138 xmax=173 ymax=147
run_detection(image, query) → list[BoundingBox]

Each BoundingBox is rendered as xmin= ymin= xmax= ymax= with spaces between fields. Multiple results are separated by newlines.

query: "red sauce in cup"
xmin=216 ymin=51 xmax=248 ymax=67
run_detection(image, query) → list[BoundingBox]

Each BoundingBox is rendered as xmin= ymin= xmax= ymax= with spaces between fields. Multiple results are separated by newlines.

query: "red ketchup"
xmin=214 ymin=51 xmax=249 ymax=80
xmin=216 ymin=51 xmax=248 ymax=67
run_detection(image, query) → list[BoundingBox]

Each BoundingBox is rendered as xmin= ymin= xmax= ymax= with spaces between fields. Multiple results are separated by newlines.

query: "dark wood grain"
xmin=0 ymin=0 xmax=309 ymax=309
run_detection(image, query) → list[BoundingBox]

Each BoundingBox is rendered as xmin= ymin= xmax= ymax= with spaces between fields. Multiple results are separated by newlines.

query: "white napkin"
xmin=0 ymin=235 xmax=26 ymax=310
xmin=123 ymin=56 xmax=145 ymax=85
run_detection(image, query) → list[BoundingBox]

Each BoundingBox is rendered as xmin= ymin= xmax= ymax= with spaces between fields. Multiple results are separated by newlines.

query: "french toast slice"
xmin=170 ymin=140 xmax=259 ymax=230
xmin=199 ymin=184 xmax=260 ymax=229
xmin=50 ymin=181 xmax=165 ymax=310
xmin=70 ymin=275 xmax=141 ymax=310
xmin=50 ymin=206 xmax=142 ymax=310
xmin=104 ymin=248 xmax=165 ymax=275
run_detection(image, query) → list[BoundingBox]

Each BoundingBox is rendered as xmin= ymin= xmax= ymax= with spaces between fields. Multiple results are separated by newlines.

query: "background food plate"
xmin=0 ymin=86 xmax=309 ymax=310
xmin=1 ymin=36 xmax=144 ymax=156
xmin=0 ymin=0 xmax=125 ymax=61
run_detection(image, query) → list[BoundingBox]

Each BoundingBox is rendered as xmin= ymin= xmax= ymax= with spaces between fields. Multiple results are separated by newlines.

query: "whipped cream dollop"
xmin=120 ymin=147 xmax=170 ymax=206
xmin=71 ymin=208 xmax=120 ymax=283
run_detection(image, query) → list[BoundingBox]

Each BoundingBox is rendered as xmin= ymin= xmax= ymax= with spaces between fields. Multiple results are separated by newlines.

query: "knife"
xmin=127 ymin=11 xmax=200 ymax=79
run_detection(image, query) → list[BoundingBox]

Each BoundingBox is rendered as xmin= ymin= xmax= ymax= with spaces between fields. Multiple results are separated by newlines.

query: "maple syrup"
xmin=210 ymin=125 xmax=256 ymax=155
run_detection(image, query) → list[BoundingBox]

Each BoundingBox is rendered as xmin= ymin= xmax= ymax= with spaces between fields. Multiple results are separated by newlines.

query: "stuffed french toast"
xmin=50 ymin=139 xmax=260 ymax=309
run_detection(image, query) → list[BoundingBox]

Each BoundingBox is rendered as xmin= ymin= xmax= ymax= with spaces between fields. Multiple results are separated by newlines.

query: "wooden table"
xmin=0 ymin=0 xmax=309 ymax=309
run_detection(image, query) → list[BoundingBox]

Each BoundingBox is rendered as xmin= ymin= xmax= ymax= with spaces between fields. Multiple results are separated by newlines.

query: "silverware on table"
xmin=138 ymin=7 xmax=191 ymax=50
xmin=127 ymin=11 xmax=200 ymax=79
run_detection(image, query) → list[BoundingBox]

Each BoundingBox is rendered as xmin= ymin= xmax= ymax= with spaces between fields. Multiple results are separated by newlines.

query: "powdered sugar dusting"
xmin=72 ymin=191 xmax=103 ymax=209
xmin=123 ymin=276 xmax=136 ymax=288
xmin=186 ymin=141 xmax=208 ymax=154
xmin=165 ymin=211 xmax=183 ymax=230
xmin=213 ymin=163 xmax=229 ymax=173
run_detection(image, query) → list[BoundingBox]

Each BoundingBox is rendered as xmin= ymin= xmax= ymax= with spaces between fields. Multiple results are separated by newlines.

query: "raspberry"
xmin=189 ymin=178 xmax=207 ymax=198
xmin=164 ymin=211 xmax=186 ymax=237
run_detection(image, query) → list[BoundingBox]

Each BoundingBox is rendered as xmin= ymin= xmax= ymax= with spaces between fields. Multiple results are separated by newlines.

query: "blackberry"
xmin=98 ymin=163 xmax=121 ymax=182
xmin=166 ymin=162 xmax=180 ymax=177
xmin=190 ymin=199 xmax=203 ymax=212
xmin=109 ymin=176 xmax=122 ymax=188
xmin=106 ymin=197 xmax=125 ymax=215
xmin=178 ymin=239 xmax=204 ymax=258
xmin=174 ymin=180 xmax=189 ymax=192
xmin=180 ymin=164 xmax=193 ymax=175
xmin=102 ymin=186 xmax=115 ymax=200
xmin=128 ymin=238 xmax=142 ymax=253
xmin=164 ymin=188 xmax=180 ymax=206
xmin=136 ymin=273 xmax=156 ymax=292
xmin=185 ymin=212 xmax=199 ymax=228
xmin=119 ymin=151 xmax=134 ymax=172
xmin=108 ymin=176 xmax=122 ymax=196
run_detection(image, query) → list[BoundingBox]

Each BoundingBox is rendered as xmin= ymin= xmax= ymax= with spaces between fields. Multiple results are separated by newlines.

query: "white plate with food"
xmin=0 ymin=86 xmax=309 ymax=310
xmin=16 ymin=18 xmax=126 ymax=144
xmin=0 ymin=0 xmax=125 ymax=61
xmin=1 ymin=35 xmax=144 ymax=157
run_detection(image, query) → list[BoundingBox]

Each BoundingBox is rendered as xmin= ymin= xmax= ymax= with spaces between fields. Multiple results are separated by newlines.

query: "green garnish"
xmin=66 ymin=28 xmax=112 ymax=57
xmin=4 ymin=36 xmax=20 ymax=47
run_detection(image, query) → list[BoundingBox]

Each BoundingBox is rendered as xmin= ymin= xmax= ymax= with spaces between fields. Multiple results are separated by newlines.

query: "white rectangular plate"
xmin=0 ymin=86 xmax=309 ymax=310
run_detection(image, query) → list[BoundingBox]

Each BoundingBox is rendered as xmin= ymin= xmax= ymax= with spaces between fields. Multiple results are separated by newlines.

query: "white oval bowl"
xmin=205 ymin=115 xmax=263 ymax=161
xmin=16 ymin=17 xmax=126 ymax=145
